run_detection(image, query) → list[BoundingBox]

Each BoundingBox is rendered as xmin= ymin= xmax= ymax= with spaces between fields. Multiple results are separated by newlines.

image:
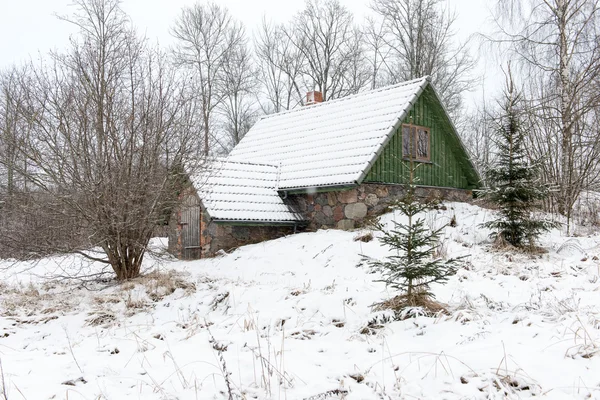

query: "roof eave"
xmin=279 ymin=182 xmax=358 ymax=194
xmin=211 ymin=219 xmax=308 ymax=227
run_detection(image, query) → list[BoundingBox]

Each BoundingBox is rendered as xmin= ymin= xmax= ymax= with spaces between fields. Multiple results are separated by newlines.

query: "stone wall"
xmin=289 ymin=183 xmax=472 ymax=231
xmin=199 ymin=206 xmax=295 ymax=257
xmin=169 ymin=183 xmax=472 ymax=259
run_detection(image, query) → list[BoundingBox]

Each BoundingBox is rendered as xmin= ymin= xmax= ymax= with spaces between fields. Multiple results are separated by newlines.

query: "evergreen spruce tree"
xmin=367 ymin=154 xmax=464 ymax=309
xmin=482 ymin=74 xmax=558 ymax=247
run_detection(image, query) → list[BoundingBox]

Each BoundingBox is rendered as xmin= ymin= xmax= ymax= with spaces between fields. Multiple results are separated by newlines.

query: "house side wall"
xmin=169 ymin=194 xmax=295 ymax=259
xmin=364 ymin=86 xmax=476 ymax=189
xmin=289 ymin=183 xmax=472 ymax=231
xmin=200 ymin=205 xmax=295 ymax=257
xmin=169 ymin=183 xmax=471 ymax=259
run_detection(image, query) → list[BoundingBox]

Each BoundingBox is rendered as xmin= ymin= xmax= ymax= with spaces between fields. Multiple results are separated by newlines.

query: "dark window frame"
xmin=402 ymin=124 xmax=431 ymax=162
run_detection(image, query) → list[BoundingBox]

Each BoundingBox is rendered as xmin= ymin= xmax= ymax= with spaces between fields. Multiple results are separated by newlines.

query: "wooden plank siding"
xmin=364 ymin=85 xmax=478 ymax=189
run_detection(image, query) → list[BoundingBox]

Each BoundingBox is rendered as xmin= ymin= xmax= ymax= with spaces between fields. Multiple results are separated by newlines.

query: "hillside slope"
xmin=1 ymin=202 xmax=599 ymax=399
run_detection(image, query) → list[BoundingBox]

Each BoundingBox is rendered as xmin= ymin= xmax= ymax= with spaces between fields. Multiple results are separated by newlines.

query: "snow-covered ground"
xmin=1 ymin=202 xmax=600 ymax=399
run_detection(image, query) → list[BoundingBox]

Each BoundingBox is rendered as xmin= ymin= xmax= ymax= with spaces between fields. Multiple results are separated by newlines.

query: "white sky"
xmin=0 ymin=0 xmax=500 ymax=108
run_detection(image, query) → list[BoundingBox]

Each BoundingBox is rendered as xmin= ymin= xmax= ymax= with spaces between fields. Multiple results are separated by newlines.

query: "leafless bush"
xmin=0 ymin=0 xmax=202 ymax=279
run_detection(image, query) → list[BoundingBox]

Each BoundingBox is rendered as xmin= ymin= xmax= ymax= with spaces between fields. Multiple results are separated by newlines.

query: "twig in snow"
xmin=0 ymin=358 xmax=8 ymax=400
xmin=64 ymin=328 xmax=83 ymax=374
xmin=206 ymin=324 xmax=234 ymax=400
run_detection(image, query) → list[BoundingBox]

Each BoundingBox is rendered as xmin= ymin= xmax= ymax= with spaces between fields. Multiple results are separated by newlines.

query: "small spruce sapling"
xmin=366 ymin=146 xmax=464 ymax=309
xmin=481 ymin=70 xmax=559 ymax=248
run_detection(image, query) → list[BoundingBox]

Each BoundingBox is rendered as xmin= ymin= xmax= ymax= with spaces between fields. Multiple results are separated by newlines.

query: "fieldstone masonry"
xmin=198 ymin=204 xmax=294 ymax=257
xmin=170 ymin=183 xmax=472 ymax=258
xmin=289 ymin=183 xmax=472 ymax=231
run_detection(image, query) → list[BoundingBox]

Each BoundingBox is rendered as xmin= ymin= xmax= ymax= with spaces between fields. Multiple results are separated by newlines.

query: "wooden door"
xmin=180 ymin=194 xmax=201 ymax=259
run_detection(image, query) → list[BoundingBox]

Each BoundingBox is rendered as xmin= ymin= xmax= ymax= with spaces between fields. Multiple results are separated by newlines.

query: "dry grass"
xmin=126 ymin=269 xmax=196 ymax=302
xmin=86 ymin=311 xmax=117 ymax=327
xmin=373 ymin=293 xmax=448 ymax=319
xmin=353 ymin=231 xmax=374 ymax=243
xmin=490 ymin=235 xmax=548 ymax=255
xmin=87 ymin=269 xmax=197 ymax=321
xmin=0 ymin=282 xmax=53 ymax=317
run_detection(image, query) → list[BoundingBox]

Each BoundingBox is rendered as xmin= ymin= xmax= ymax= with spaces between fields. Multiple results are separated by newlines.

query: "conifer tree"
xmin=367 ymin=152 xmax=464 ymax=306
xmin=482 ymin=72 xmax=558 ymax=247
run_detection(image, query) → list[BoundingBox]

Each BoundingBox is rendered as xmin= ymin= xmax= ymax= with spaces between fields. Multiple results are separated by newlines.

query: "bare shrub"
xmin=1 ymin=0 xmax=201 ymax=280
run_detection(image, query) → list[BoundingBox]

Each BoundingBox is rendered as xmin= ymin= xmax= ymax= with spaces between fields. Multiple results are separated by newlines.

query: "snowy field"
xmin=1 ymin=202 xmax=600 ymax=399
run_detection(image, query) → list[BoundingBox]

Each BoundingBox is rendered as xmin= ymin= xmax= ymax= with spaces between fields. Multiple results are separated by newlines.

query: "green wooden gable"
xmin=363 ymin=85 xmax=479 ymax=190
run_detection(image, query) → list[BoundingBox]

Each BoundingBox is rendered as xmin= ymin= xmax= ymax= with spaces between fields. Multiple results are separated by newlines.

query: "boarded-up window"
xmin=402 ymin=124 xmax=430 ymax=161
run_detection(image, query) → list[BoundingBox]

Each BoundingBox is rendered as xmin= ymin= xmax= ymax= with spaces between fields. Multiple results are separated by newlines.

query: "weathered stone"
xmin=373 ymin=203 xmax=391 ymax=215
xmin=375 ymin=186 xmax=389 ymax=198
xmin=315 ymin=196 xmax=328 ymax=206
xmin=337 ymin=219 xmax=355 ymax=230
xmin=327 ymin=192 xmax=337 ymax=206
xmin=291 ymin=196 xmax=308 ymax=212
xmin=345 ymin=203 xmax=368 ymax=220
xmin=337 ymin=189 xmax=358 ymax=204
xmin=364 ymin=185 xmax=377 ymax=194
xmin=215 ymin=224 xmax=231 ymax=236
xmin=172 ymin=182 xmax=473 ymax=259
xmin=365 ymin=193 xmax=379 ymax=206
xmin=314 ymin=211 xmax=333 ymax=226
xmin=333 ymin=205 xmax=344 ymax=221
xmin=232 ymin=226 xmax=250 ymax=241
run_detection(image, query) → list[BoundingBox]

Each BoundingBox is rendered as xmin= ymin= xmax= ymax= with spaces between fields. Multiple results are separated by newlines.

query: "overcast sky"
xmin=0 ymin=0 xmax=500 ymax=108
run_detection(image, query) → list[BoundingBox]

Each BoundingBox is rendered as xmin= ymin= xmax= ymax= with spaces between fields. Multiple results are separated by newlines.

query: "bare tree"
xmin=372 ymin=0 xmax=476 ymax=115
xmin=171 ymin=2 xmax=244 ymax=156
xmin=1 ymin=0 xmax=198 ymax=279
xmin=494 ymin=0 xmax=600 ymax=231
xmin=220 ymin=31 xmax=257 ymax=149
xmin=284 ymin=0 xmax=369 ymax=101
xmin=363 ymin=16 xmax=392 ymax=89
xmin=255 ymin=19 xmax=305 ymax=112
xmin=0 ymin=66 xmax=31 ymax=196
xmin=461 ymin=101 xmax=495 ymax=182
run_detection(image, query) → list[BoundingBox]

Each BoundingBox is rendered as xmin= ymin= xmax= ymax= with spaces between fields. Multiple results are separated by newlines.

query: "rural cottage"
xmin=168 ymin=76 xmax=480 ymax=259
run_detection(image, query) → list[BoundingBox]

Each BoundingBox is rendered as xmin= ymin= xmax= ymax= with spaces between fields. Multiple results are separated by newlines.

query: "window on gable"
xmin=402 ymin=124 xmax=430 ymax=162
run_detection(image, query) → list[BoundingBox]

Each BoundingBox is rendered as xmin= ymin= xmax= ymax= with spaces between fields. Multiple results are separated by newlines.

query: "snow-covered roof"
xmin=191 ymin=159 xmax=305 ymax=224
xmin=229 ymin=77 xmax=430 ymax=190
xmin=191 ymin=77 xmax=477 ymax=224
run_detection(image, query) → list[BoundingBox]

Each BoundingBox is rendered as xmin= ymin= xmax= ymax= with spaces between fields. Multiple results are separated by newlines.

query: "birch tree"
xmin=495 ymin=0 xmax=600 ymax=230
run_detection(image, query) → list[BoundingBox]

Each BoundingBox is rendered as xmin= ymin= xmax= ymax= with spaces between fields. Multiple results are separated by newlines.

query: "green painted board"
xmin=364 ymin=85 xmax=479 ymax=190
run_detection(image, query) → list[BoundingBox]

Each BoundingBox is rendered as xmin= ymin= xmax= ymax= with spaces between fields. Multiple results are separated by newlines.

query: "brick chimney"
xmin=306 ymin=91 xmax=323 ymax=106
